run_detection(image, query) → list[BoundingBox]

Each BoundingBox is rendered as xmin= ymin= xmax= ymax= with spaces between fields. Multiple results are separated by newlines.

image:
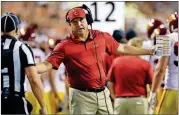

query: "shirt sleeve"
xmin=20 ymin=44 xmax=35 ymax=68
xmin=46 ymin=43 xmax=65 ymax=70
xmin=103 ymin=32 xmax=119 ymax=55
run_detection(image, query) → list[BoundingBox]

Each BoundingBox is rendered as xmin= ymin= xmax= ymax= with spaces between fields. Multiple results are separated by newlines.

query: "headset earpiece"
xmin=82 ymin=4 xmax=93 ymax=25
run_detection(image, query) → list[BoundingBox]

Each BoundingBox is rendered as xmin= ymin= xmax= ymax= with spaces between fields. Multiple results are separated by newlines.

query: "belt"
xmin=73 ymin=87 xmax=105 ymax=92
xmin=117 ymin=95 xmax=145 ymax=98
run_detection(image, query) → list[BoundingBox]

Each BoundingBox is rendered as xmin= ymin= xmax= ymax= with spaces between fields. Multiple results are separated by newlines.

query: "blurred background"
xmin=1 ymin=1 xmax=178 ymax=49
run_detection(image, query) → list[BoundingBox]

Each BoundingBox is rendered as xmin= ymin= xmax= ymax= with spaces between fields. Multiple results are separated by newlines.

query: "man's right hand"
xmin=39 ymin=107 xmax=48 ymax=114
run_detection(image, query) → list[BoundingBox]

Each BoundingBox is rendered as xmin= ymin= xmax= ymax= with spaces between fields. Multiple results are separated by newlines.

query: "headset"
xmin=65 ymin=4 xmax=93 ymax=26
xmin=66 ymin=4 xmax=110 ymax=114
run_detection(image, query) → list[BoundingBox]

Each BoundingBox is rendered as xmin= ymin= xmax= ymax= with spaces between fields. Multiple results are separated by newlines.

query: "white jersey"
xmin=54 ymin=63 xmax=66 ymax=93
xmin=32 ymin=48 xmax=46 ymax=62
xmin=24 ymin=48 xmax=46 ymax=92
xmin=42 ymin=52 xmax=52 ymax=92
xmin=42 ymin=74 xmax=51 ymax=92
xmin=42 ymin=63 xmax=66 ymax=93
xmin=164 ymin=32 xmax=178 ymax=90
xmin=142 ymin=39 xmax=159 ymax=70
xmin=42 ymin=52 xmax=66 ymax=93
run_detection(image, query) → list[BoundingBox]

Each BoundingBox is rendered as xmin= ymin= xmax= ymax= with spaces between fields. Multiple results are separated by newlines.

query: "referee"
xmin=1 ymin=12 xmax=47 ymax=114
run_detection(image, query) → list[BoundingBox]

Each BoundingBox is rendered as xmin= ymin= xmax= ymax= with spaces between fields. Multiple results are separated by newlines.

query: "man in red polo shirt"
xmin=108 ymin=38 xmax=153 ymax=114
xmin=36 ymin=5 xmax=157 ymax=114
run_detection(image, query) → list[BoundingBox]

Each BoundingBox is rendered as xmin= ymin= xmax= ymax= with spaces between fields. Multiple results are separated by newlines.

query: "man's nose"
xmin=77 ymin=21 xmax=82 ymax=26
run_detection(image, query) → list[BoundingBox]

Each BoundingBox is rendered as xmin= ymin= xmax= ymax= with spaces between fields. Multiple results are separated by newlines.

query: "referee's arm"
xmin=25 ymin=66 xmax=46 ymax=109
xmin=21 ymin=44 xmax=47 ymax=114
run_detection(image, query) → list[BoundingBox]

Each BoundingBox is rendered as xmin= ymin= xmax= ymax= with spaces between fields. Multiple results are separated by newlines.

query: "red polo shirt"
xmin=107 ymin=56 xmax=153 ymax=97
xmin=105 ymin=53 xmax=122 ymax=74
xmin=46 ymin=30 xmax=119 ymax=88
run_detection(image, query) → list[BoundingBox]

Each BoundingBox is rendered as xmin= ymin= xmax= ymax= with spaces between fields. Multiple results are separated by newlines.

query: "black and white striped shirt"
xmin=1 ymin=35 xmax=35 ymax=96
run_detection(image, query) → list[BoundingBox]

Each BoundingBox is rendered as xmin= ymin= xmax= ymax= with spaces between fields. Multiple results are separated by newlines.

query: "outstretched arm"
xmin=36 ymin=61 xmax=53 ymax=74
xmin=116 ymin=43 xmax=156 ymax=55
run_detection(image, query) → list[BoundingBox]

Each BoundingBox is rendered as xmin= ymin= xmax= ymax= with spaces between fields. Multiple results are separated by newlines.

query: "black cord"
xmin=90 ymin=24 xmax=102 ymax=82
xmin=90 ymin=24 xmax=110 ymax=114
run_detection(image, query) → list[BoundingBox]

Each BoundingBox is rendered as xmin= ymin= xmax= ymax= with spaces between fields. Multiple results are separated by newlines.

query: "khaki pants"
xmin=69 ymin=87 xmax=113 ymax=114
xmin=114 ymin=96 xmax=148 ymax=114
